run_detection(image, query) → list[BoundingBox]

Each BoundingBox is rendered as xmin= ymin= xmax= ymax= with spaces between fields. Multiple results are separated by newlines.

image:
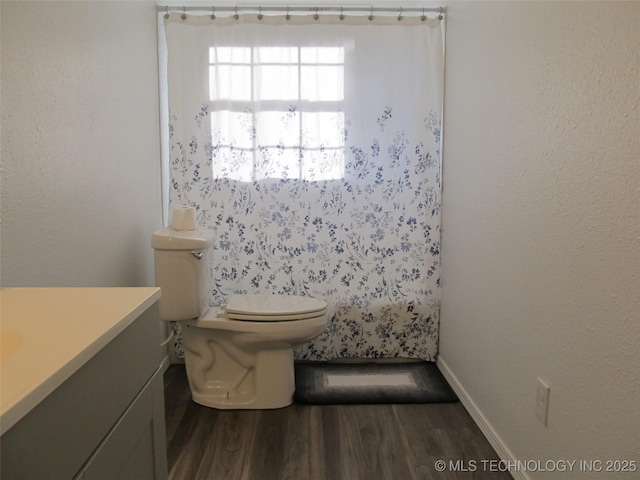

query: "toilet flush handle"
xmin=191 ymin=251 xmax=203 ymax=260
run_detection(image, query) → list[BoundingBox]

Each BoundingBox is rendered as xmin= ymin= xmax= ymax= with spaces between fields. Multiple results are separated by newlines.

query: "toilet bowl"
xmin=151 ymin=226 xmax=328 ymax=409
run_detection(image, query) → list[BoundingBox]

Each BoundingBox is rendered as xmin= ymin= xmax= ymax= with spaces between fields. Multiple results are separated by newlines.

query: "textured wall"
xmin=1 ymin=1 xmax=162 ymax=287
xmin=3 ymin=0 xmax=638 ymax=469
xmin=440 ymin=1 xmax=640 ymax=477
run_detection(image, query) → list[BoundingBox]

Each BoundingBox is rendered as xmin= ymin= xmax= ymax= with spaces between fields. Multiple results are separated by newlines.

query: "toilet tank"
xmin=151 ymin=227 xmax=214 ymax=321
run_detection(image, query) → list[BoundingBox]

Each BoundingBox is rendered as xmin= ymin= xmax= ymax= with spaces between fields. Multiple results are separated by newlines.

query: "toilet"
xmin=151 ymin=226 xmax=328 ymax=409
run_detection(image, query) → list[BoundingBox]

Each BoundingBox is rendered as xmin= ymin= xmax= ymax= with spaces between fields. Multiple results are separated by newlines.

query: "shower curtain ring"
xmin=421 ymin=8 xmax=427 ymax=21
xmin=257 ymin=6 xmax=263 ymax=20
xmin=164 ymin=6 xmax=170 ymax=19
xmin=368 ymin=7 xmax=374 ymax=21
xmin=397 ymin=7 xmax=403 ymax=21
xmin=285 ymin=6 xmax=291 ymax=20
xmin=339 ymin=6 xmax=345 ymax=20
xmin=181 ymin=6 xmax=187 ymax=20
xmin=314 ymin=6 xmax=319 ymax=20
xmin=234 ymin=5 xmax=239 ymax=20
xmin=210 ymin=5 xmax=216 ymax=20
xmin=438 ymin=7 xmax=444 ymax=20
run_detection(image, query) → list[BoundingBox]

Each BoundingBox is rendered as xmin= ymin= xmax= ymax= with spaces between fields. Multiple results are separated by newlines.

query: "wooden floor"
xmin=164 ymin=365 xmax=512 ymax=480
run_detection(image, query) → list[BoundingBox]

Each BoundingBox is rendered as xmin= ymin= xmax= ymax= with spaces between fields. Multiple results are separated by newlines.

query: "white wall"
xmin=440 ymin=2 xmax=640 ymax=478
xmin=1 ymin=1 xmax=162 ymax=287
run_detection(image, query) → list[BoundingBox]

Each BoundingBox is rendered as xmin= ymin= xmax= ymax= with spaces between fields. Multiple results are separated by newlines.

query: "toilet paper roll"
xmin=182 ymin=207 xmax=197 ymax=230
xmin=170 ymin=206 xmax=197 ymax=231
xmin=170 ymin=207 xmax=184 ymax=230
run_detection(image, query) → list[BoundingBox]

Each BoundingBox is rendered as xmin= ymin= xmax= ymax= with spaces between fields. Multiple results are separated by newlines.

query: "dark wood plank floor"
xmin=164 ymin=365 xmax=512 ymax=480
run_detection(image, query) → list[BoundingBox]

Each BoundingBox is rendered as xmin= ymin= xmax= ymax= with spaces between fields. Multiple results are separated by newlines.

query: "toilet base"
xmin=183 ymin=327 xmax=296 ymax=409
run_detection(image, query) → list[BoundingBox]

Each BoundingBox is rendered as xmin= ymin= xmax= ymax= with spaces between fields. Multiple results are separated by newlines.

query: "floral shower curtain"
xmin=162 ymin=10 xmax=444 ymax=361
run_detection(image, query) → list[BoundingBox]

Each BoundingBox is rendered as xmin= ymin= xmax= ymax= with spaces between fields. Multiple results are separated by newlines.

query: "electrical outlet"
xmin=535 ymin=378 xmax=550 ymax=425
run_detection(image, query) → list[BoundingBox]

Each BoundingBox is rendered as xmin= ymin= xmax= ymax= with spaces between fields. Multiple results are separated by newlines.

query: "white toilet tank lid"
xmin=151 ymin=227 xmax=213 ymax=250
xmin=225 ymin=294 xmax=327 ymax=318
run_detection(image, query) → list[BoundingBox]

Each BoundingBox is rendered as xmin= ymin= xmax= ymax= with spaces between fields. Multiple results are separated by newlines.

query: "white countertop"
xmin=0 ymin=287 xmax=161 ymax=436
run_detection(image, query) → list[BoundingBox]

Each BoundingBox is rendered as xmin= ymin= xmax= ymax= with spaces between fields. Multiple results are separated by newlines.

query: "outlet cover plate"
xmin=536 ymin=378 xmax=550 ymax=425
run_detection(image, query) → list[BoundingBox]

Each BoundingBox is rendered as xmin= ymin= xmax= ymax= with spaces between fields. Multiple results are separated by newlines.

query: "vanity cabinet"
xmin=0 ymin=288 xmax=168 ymax=480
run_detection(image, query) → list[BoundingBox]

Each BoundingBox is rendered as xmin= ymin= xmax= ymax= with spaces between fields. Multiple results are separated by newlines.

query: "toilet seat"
xmin=187 ymin=306 xmax=327 ymax=332
xmin=224 ymin=294 xmax=327 ymax=322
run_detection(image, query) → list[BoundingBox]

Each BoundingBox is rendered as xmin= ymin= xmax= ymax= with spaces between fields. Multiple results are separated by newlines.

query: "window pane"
xmin=255 ymin=147 xmax=300 ymax=180
xmin=256 ymin=110 xmax=300 ymax=146
xmin=255 ymin=66 xmax=298 ymax=100
xmin=211 ymin=110 xmax=253 ymax=149
xmin=302 ymin=112 xmax=344 ymax=146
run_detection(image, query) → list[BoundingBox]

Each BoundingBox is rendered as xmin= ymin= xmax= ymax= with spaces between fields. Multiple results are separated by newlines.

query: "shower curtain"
xmin=162 ymin=9 xmax=444 ymax=361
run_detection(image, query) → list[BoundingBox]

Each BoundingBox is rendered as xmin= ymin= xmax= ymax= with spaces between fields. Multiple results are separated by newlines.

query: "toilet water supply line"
xmin=161 ymin=330 xmax=175 ymax=347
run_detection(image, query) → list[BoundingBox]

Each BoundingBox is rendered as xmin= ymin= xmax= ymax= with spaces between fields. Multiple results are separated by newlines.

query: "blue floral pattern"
xmin=169 ymin=105 xmax=441 ymax=361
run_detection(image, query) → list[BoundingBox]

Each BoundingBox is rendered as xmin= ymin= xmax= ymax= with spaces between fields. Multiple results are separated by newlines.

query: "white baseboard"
xmin=436 ymin=357 xmax=530 ymax=480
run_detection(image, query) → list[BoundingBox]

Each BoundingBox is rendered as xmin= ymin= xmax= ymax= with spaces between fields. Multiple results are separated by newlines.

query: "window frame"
xmin=207 ymin=43 xmax=346 ymax=181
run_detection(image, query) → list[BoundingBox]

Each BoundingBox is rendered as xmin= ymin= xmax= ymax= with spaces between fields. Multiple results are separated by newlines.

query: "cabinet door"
xmin=81 ymin=368 xmax=167 ymax=480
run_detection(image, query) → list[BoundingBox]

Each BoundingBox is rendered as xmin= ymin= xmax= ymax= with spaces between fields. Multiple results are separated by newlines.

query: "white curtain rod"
xmin=159 ymin=5 xmax=445 ymax=19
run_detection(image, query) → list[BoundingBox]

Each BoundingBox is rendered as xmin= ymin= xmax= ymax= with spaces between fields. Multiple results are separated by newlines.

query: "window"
xmin=208 ymin=45 xmax=346 ymax=181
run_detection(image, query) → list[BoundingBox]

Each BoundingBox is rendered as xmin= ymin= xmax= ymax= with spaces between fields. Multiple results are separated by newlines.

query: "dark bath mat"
xmin=294 ymin=361 xmax=459 ymax=404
